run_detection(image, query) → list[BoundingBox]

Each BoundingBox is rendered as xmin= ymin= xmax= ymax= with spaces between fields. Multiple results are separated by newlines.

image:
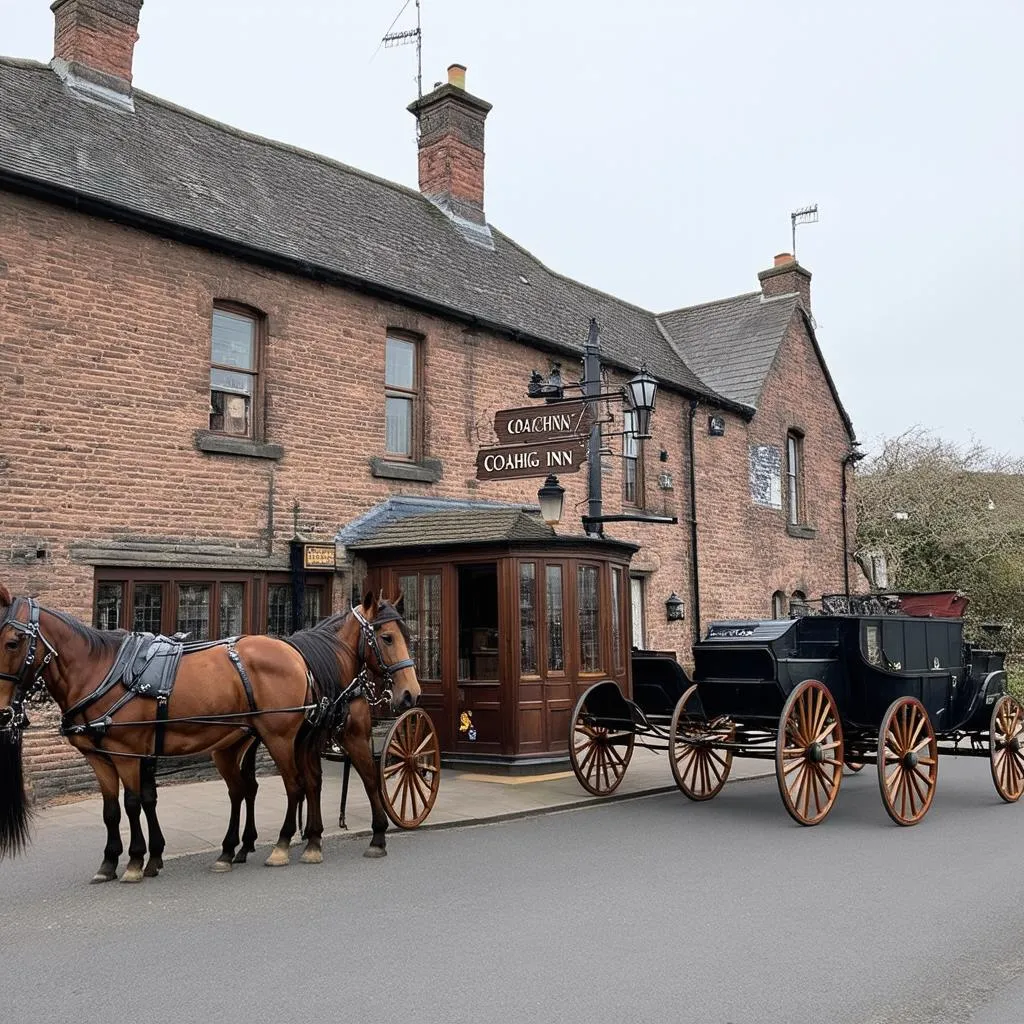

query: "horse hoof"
xmin=211 ymin=859 xmax=233 ymax=873
xmin=232 ymin=851 xmax=250 ymax=864
xmin=143 ymin=862 xmax=161 ymax=878
xmin=264 ymin=846 xmax=290 ymax=867
xmin=363 ymin=846 xmax=387 ymax=859
xmin=120 ymin=867 xmax=144 ymax=884
xmin=90 ymin=871 xmax=116 ymax=884
xmin=299 ymin=847 xmax=323 ymax=865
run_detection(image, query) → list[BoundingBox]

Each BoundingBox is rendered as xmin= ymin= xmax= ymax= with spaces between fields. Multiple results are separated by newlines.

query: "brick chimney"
xmin=51 ymin=0 xmax=143 ymax=103
xmin=408 ymin=64 xmax=492 ymax=228
xmin=758 ymin=253 xmax=812 ymax=311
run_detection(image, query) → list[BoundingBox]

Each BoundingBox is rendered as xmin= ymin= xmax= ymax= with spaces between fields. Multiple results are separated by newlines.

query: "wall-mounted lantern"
xmin=665 ymin=592 xmax=685 ymax=622
xmin=537 ymin=474 xmax=565 ymax=526
xmin=625 ymin=363 xmax=659 ymax=439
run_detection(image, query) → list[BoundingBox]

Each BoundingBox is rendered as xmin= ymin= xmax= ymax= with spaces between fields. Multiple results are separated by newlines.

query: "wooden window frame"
xmin=209 ymin=302 xmax=265 ymax=441
xmin=576 ymin=561 xmax=603 ymax=677
xmin=384 ymin=331 xmax=423 ymax=461
xmin=623 ymin=408 xmax=645 ymax=507
xmin=786 ymin=430 xmax=805 ymax=526
xmin=771 ymin=590 xmax=787 ymax=619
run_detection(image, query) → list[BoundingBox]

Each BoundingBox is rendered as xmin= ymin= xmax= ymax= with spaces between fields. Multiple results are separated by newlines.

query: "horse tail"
xmin=0 ymin=729 xmax=33 ymax=859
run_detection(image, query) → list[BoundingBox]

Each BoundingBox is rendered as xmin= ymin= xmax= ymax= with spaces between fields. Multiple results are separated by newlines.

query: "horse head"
xmin=0 ymin=582 xmax=35 ymax=858
xmin=357 ymin=590 xmax=421 ymax=712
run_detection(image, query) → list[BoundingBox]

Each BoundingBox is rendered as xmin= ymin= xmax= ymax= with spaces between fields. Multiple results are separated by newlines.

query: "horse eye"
xmin=382 ymin=634 xmax=394 ymax=645
xmin=5 ymin=639 xmax=19 ymax=651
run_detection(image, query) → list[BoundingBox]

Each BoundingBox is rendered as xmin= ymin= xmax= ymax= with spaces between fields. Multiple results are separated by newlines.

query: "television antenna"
xmin=790 ymin=203 xmax=818 ymax=257
xmin=378 ymin=0 xmax=423 ymax=115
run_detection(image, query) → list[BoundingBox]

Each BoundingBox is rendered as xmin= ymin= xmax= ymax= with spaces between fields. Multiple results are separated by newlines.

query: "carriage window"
xmin=385 ymin=334 xmax=419 ymax=458
xmin=95 ymin=582 xmax=124 ymax=630
xmin=787 ymin=431 xmax=804 ymax=525
xmin=578 ymin=565 xmax=600 ymax=673
xmin=546 ymin=566 xmax=564 ymax=672
xmin=132 ymin=583 xmax=163 ymax=633
xmin=623 ymin=409 xmax=643 ymax=506
xmin=865 ymin=624 xmax=882 ymax=666
xmin=611 ymin=567 xmax=623 ymax=671
xmin=210 ymin=307 xmax=259 ymax=438
xmin=630 ymin=575 xmax=645 ymax=650
xmin=519 ymin=563 xmax=538 ymax=676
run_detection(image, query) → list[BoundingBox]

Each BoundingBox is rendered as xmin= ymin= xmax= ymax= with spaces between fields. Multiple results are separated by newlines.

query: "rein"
xmin=0 ymin=596 xmax=414 ymax=759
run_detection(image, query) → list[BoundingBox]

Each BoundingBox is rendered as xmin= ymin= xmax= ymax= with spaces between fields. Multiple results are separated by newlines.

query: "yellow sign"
xmin=303 ymin=544 xmax=336 ymax=570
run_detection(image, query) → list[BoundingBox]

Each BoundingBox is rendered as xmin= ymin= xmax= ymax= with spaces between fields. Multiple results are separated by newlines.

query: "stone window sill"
xmin=786 ymin=523 xmax=817 ymax=540
xmin=195 ymin=431 xmax=284 ymax=460
xmin=370 ymin=456 xmax=443 ymax=483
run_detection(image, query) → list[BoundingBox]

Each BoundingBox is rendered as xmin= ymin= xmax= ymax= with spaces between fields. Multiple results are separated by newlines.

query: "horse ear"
xmin=362 ymin=590 xmax=375 ymax=613
xmin=0 ymin=583 xmax=11 ymax=608
xmin=393 ymin=591 xmax=405 ymax=615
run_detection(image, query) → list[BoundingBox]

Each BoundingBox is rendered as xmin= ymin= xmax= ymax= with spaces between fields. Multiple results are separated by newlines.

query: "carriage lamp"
xmin=665 ymin=592 xmax=684 ymax=622
xmin=537 ymin=474 xmax=565 ymax=526
xmin=624 ymin=362 xmax=658 ymax=440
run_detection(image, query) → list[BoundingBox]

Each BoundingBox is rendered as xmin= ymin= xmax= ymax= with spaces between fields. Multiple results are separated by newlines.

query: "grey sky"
xmin=4 ymin=0 xmax=1022 ymax=457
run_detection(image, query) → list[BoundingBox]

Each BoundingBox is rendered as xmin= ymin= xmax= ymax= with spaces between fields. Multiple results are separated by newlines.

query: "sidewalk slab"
xmin=31 ymin=747 xmax=775 ymax=862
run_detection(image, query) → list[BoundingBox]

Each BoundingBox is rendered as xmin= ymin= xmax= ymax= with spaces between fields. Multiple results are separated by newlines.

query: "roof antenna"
xmin=790 ymin=203 xmax=818 ymax=257
xmin=380 ymin=0 xmax=423 ymax=139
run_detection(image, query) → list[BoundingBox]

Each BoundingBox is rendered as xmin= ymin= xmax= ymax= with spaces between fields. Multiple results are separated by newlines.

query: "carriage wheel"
xmin=669 ymin=684 xmax=734 ymax=801
xmin=569 ymin=691 xmax=635 ymax=797
xmin=989 ymin=695 xmax=1024 ymax=803
xmin=877 ymin=697 xmax=937 ymax=826
xmin=379 ymin=708 xmax=441 ymax=829
xmin=776 ymin=679 xmax=844 ymax=826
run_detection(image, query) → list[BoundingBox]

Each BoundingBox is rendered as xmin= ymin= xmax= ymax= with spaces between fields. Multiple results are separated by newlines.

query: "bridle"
xmin=0 ymin=597 xmax=57 ymax=734
xmin=350 ymin=604 xmax=416 ymax=711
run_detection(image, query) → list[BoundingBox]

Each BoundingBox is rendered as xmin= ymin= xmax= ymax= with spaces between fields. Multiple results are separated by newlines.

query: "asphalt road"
xmin=2 ymin=758 xmax=1023 ymax=1024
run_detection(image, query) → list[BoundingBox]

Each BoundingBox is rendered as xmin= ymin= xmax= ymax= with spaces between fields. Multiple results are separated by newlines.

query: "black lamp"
xmin=537 ymin=475 xmax=565 ymax=526
xmin=665 ymin=592 xmax=684 ymax=622
xmin=625 ymin=362 xmax=658 ymax=439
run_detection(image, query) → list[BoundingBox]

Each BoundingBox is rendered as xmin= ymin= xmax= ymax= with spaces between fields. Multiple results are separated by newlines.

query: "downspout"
xmin=688 ymin=399 xmax=701 ymax=644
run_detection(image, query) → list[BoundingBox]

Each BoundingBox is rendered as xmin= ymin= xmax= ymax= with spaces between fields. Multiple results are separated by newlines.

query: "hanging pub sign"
xmin=476 ymin=436 xmax=587 ymax=481
xmin=302 ymin=543 xmax=337 ymax=570
xmin=492 ymin=399 xmax=594 ymax=444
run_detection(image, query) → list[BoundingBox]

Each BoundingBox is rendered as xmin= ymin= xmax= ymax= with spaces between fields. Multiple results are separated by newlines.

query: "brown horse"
xmin=0 ymin=584 xmax=419 ymax=882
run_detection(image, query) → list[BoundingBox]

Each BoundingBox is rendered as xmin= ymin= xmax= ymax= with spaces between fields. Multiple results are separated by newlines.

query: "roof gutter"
xmin=0 ymin=169 xmax=735 ymax=408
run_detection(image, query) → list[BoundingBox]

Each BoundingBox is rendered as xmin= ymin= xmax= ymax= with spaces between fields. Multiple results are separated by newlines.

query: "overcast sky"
xmin=4 ymin=0 xmax=1023 ymax=458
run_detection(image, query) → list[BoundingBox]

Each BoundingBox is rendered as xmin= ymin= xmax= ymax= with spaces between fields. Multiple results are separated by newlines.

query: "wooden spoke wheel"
xmin=990 ymin=695 xmax=1024 ymax=803
xmin=669 ymin=684 xmax=734 ymax=801
xmin=569 ymin=691 xmax=635 ymax=797
xmin=776 ymin=679 xmax=844 ymax=826
xmin=877 ymin=697 xmax=937 ymax=826
xmin=380 ymin=708 xmax=441 ymax=829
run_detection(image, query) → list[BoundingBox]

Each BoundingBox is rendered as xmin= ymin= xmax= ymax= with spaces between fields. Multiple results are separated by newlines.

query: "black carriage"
xmin=569 ymin=593 xmax=1020 ymax=826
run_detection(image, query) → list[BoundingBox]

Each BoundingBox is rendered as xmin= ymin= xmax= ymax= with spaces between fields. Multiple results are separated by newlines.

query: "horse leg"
xmin=211 ymin=739 xmax=252 ymax=872
xmin=116 ymin=760 xmax=147 ymax=883
xmin=84 ymin=752 xmax=122 ymax=883
xmin=260 ymin=735 xmax=304 ymax=867
xmin=298 ymin=736 xmax=324 ymax=865
xmin=344 ymin=705 xmax=389 ymax=858
xmin=233 ymin=737 xmax=260 ymax=864
xmin=140 ymin=759 xmax=165 ymax=877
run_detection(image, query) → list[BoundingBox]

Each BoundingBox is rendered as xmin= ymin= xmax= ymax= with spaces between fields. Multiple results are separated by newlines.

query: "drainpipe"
xmin=688 ymin=399 xmax=701 ymax=644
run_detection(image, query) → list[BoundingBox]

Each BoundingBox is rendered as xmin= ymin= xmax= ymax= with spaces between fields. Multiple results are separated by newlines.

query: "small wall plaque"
xmin=708 ymin=416 xmax=726 ymax=436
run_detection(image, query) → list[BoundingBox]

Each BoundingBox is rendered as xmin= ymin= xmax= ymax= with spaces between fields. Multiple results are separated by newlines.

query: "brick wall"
xmin=0 ymin=191 xmax=852 ymax=796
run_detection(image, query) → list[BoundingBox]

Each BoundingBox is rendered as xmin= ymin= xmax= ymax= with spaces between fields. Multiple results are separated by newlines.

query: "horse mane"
xmin=44 ymin=608 xmax=126 ymax=654
xmin=284 ymin=611 xmax=353 ymax=703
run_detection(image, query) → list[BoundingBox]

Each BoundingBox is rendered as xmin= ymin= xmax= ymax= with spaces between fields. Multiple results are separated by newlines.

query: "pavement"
xmin=31 ymin=747 xmax=775 ymax=861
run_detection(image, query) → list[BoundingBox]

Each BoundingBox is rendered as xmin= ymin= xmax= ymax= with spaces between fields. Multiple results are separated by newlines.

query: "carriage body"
xmin=569 ymin=591 xmax=1019 ymax=827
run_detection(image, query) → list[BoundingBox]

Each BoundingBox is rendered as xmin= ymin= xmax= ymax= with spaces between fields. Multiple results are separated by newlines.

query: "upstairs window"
xmin=210 ymin=306 xmax=259 ymax=437
xmin=385 ymin=334 xmax=419 ymax=458
xmin=623 ymin=409 xmax=644 ymax=505
xmin=787 ymin=431 xmax=805 ymax=525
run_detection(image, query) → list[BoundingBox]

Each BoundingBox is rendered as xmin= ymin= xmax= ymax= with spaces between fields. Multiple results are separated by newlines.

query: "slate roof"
xmin=0 ymin=57 xmax=816 ymax=414
xmin=656 ymin=292 xmax=800 ymax=408
xmin=335 ymin=497 xmax=553 ymax=550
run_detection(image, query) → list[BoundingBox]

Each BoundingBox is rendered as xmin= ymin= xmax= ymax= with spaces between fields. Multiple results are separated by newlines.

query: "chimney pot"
xmin=447 ymin=63 xmax=467 ymax=89
xmin=774 ymin=252 xmax=795 ymax=267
